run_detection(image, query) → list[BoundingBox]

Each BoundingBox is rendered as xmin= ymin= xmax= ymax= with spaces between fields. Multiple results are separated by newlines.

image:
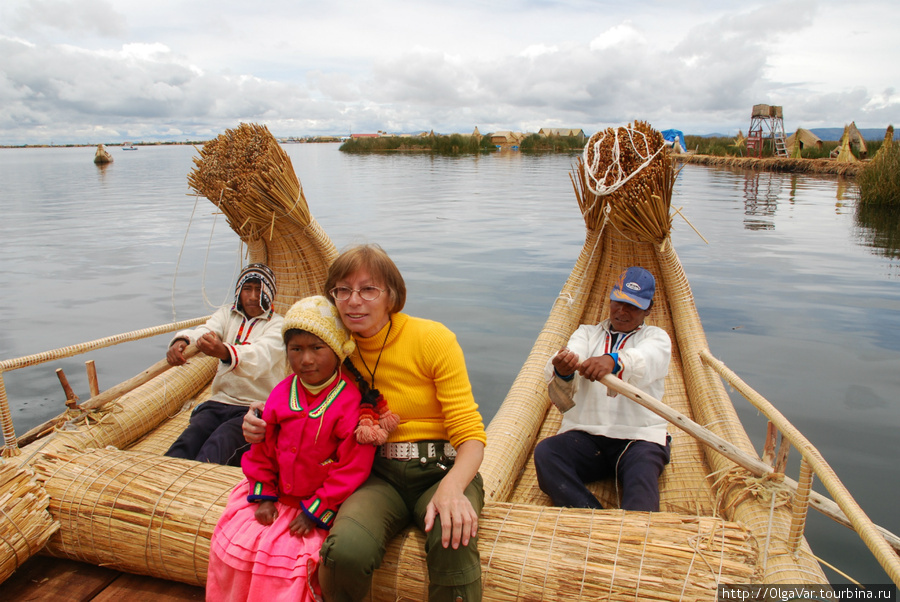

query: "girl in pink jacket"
xmin=207 ymin=296 xmax=376 ymax=602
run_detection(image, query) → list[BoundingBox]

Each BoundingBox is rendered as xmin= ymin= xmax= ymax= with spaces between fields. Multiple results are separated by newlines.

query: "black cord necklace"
xmin=358 ymin=317 xmax=392 ymax=390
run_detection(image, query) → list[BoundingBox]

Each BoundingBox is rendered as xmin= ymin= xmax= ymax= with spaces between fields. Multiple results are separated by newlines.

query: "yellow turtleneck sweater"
xmin=349 ymin=313 xmax=486 ymax=449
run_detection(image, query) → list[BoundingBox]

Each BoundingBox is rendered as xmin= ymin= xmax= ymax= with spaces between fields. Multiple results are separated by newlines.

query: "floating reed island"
xmin=673 ymin=153 xmax=866 ymax=176
xmin=2 ymin=122 xmax=899 ymax=598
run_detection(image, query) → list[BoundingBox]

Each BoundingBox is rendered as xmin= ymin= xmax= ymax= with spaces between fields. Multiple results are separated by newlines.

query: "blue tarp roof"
xmin=661 ymin=129 xmax=686 ymax=150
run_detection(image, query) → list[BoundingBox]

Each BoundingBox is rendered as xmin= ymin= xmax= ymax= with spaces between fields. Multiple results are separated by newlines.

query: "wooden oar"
xmin=548 ymin=372 xmax=900 ymax=553
xmin=17 ymin=344 xmax=201 ymax=447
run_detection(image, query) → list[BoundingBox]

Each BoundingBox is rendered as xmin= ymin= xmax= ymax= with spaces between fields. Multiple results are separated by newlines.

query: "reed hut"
xmin=786 ymin=128 xmax=822 ymax=157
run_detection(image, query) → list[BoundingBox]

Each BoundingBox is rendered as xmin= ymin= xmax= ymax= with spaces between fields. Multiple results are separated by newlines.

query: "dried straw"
xmin=29 ymin=446 xmax=756 ymax=598
xmin=17 ymin=356 xmax=217 ymax=460
xmin=678 ymin=154 xmax=865 ymax=177
xmin=188 ymin=122 xmax=338 ymax=313
xmin=0 ymin=460 xmax=59 ymax=582
xmin=34 ymin=447 xmax=240 ymax=586
xmin=581 ymin=121 xmax=675 ymax=244
xmin=374 ymin=503 xmax=757 ymax=601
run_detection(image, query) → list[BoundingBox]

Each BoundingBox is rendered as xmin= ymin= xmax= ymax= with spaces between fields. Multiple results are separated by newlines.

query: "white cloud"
xmin=0 ymin=0 xmax=897 ymax=144
xmin=589 ymin=22 xmax=646 ymax=51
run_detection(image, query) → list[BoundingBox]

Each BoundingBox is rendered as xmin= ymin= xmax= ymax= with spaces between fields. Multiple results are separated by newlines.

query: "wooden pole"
xmin=547 ymin=372 xmax=900 ymax=555
xmin=55 ymin=368 xmax=80 ymax=409
xmin=18 ymin=344 xmax=200 ymax=448
xmin=85 ymin=360 xmax=100 ymax=397
xmin=593 ymin=374 xmax=900 ymax=557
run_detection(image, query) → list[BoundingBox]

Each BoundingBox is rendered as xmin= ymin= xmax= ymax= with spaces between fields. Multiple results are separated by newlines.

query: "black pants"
xmin=534 ymin=430 xmax=670 ymax=511
xmin=164 ymin=400 xmax=250 ymax=466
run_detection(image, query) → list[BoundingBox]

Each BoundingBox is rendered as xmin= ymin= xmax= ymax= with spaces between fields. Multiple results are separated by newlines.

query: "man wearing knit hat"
xmin=534 ymin=266 xmax=672 ymax=512
xmin=165 ymin=263 xmax=285 ymax=466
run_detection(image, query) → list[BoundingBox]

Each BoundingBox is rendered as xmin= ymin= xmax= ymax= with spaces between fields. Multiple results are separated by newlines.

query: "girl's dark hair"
xmin=283 ymin=328 xmax=303 ymax=346
xmin=342 ymin=358 xmax=380 ymax=409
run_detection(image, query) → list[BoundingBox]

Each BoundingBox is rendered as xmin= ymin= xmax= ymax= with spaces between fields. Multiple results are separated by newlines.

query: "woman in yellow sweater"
xmin=244 ymin=244 xmax=487 ymax=602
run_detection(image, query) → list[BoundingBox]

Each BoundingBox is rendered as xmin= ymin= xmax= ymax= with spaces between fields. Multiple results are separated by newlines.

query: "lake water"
xmin=1 ymin=143 xmax=898 ymax=586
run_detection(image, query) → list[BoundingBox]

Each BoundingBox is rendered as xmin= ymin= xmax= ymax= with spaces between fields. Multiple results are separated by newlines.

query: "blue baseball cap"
xmin=610 ymin=267 xmax=655 ymax=310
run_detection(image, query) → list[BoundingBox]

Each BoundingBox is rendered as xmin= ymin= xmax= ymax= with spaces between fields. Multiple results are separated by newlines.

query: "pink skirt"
xmin=207 ymin=479 xmax=326 ymax=602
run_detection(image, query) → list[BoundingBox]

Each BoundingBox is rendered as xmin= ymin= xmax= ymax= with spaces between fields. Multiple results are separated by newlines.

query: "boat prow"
xmin=93 ymin=144 xmax=113 ymax=164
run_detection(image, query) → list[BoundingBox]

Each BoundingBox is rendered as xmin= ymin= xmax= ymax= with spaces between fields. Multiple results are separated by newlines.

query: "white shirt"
xmin=545 ymin=319 xmax=672 ymax=445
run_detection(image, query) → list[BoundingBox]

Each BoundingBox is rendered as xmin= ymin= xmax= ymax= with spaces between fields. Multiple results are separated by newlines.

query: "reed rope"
xmin=788 ymin=459 xmax=814 ymax=554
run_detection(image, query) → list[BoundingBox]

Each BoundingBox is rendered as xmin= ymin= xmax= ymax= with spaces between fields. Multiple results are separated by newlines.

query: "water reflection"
xmin=854 ymin=202 xmax=900 ymax=260
xmin=95 ymin=161 xmax=111 ymax=182
xmin=742 ymin=171 xmax=781 ymax=230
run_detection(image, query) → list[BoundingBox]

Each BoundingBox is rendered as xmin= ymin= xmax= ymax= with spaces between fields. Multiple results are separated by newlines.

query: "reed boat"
xmin=93 ymin=143 xmax=114 ymax=164
xmin=2 ymin=123 xmax=899 ymax=600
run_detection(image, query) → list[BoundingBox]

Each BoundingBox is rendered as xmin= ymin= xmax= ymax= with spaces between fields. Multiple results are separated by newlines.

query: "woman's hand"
xmin=424 ymin=440 xmax=484 ymax=549
xmin=243 ymin=402 xmax=266 ymax=444
xmin=255 ymin=500 xmax=277 ymax=525
xmin=289 ymin=513 xmax=315 ymax=537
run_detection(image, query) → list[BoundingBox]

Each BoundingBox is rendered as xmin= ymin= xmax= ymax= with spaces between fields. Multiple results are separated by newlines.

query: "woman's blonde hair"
xmin=324 ymin=244 xmax=406 ymax=313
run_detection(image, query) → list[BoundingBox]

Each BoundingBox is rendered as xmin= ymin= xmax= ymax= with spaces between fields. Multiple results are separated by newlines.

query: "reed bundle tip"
xmin=187 ymin=123 xmax=309 ymax=240
xmin=575 ymin=121 xmax=675 ymax=242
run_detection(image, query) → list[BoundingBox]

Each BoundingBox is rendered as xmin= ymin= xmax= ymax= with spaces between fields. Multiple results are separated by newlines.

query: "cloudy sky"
xmin=1 ymin=0 xmax=897 ymax=145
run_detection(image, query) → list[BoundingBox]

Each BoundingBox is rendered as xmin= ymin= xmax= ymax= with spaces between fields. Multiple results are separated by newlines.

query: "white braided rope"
xmin=582 ymin=126 xmax=666 ymax=197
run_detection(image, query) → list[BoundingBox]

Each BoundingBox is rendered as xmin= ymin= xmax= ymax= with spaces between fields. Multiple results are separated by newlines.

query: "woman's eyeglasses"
xmin=329 ymin=286 xmax=385 ymax=302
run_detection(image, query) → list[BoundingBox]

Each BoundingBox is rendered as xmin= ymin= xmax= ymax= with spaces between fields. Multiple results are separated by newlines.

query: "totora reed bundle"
xmin=0 ymin=459 xmax=59 ymax=582
xmin=34 ymin=447 xmax=241 ymax=586
xmin=188 ymin=122 xmax=338 ymax=312
xmin=580 ymin=121 xmax=675 ymax=243
xmin=375 ymin=503 xmax=757 ymax=601
xmin=30 ymin=447 xmax=757 ymax=598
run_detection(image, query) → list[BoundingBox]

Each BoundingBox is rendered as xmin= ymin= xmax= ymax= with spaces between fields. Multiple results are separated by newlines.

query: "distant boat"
xmin=122 ymin=142 xmax=138 ymax=151
xmin=93 ymin=144 xmax=114 ymax=164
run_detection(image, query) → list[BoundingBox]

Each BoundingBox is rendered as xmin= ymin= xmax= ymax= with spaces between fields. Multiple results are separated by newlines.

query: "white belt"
xmin=379 ymin=441 xmax=457 ymax=462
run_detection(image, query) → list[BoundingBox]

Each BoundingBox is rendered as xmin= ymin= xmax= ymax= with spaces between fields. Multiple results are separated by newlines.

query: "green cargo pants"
xmin=319 ymin=451 xmax=484 ymax=602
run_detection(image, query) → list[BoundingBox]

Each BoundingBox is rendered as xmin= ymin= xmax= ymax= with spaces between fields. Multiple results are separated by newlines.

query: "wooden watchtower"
xmin=746 ymin=104 xmax=788 ymax=158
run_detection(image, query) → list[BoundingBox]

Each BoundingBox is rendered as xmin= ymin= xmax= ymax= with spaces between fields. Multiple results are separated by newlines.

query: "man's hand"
xmin=196 ymin=332 xmax=229 ymax=361
xmin=551 ymin=347 xmax=580 ymax=377
xmin=577 ymin=354 xmax=616 ymax=382
xmin=166 ymin=339 xmax=189 ymax=366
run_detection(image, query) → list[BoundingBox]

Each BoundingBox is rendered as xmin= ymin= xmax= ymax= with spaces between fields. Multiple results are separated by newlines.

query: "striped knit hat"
xmin=282 ymin=296 xmax=356 ymax=360
xmin=234 ymin=263 xmax=277 ymax=314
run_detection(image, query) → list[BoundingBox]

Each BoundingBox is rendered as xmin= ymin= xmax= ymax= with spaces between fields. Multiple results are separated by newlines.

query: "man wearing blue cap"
xmin=534 ymin=266 xmax=672 ymax=511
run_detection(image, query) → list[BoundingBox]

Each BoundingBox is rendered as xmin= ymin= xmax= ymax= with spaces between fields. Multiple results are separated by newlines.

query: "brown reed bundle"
xmin=187 ymin=123 xmax=337 ymax=312
xmin=188 ymin=122 xmax=309 ymax=240
xmin=581 ymin=121 xmax=674 ymax=243
xmin=570 ymin=156 xmax=607 ymax=231
xmin=374 ymin=503 xmax=757 ymax=601
xmin=34 ymin=447 xmax=241 ymax=586
xmin=680 ymin=154 xmax=865 ymax=176
xmin=0 ymin=460 xmax=59 ymax=583
xmin=18 ymin=355 xmax=218 ymax=460
xmin=31 ymin=445 xmax=756 ymax=596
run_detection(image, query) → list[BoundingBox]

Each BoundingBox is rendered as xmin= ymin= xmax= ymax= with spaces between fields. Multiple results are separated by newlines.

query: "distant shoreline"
xmin=0 ymin=139 xmax=343 ymax=149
